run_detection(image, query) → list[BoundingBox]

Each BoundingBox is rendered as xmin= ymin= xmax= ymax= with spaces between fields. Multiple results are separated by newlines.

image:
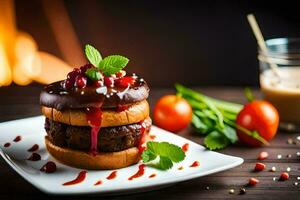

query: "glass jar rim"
xmin=259 ymin=38 xmax=300 ymax=59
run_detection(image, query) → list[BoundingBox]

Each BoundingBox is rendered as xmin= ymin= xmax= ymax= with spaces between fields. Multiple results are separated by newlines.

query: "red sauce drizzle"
xmin=190 ymin=161 xmax=200 ymax=168
xmin=149 ymin=173 xmax=156 ymax=178
xmin=27 ymin=144 xmax=39 ymax=152
xmin=116 ymin=104 xmax=128 ymax=112
xmin=128 ymin=164 xmax=145 ymax=180
xmin=40 ymin=161 xmax=57 ymax=173
xmin=106 ymin=171 xmax=117 ymax=180
xmin=178 ymin=166 xmax=184 ymax=170
xmin=138 ymin=121 xmax=147 ymax=153
xmin=181 ymin=143 xmax=189 ymax=152
xmin=27 ymin=153 xmax=41 ymax=161
xmin=86 ymin=107 xmax=102 ymax=156
xmin=149 ymin=135 xmax=156 ymax=140
xmin=13 ymin=135 xmax=21 ymax=142
xmin=63 ymin=171 xmax=87 ymax=186
xmin=94 ymin=180 xmax=102 ymax=186
xmin=4 ymin=143 xmax=10 ymax=147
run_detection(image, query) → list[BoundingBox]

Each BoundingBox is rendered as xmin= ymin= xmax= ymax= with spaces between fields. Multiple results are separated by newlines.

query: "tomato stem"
xmin=224 ymin=118 xmax=269 ymax=145
xmin=244 ymin=87 xmax=255 ymax=102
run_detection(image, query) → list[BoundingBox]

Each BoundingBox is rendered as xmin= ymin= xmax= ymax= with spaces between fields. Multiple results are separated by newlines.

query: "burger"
xmin=40 ymin=45 xmax=151 ymax=170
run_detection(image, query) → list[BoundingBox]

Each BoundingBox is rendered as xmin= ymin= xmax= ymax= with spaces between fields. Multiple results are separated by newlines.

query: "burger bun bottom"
xmin=45 ymin=136 xmax=140 ymax=170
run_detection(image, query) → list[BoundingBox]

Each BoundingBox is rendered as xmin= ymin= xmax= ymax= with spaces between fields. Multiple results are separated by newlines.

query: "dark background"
xmin=15 ymin=0 xmax=300 ymax=87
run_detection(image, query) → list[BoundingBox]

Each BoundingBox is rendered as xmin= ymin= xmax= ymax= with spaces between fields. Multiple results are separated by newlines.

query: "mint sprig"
xmin=99 ymin=55 xmax=129 ymax=76
xmin=141 ymin=141 xmax=186 ymax=170
xmin=85 ymin=44 xmax=102 ymax=67
xmin=84 ymin=44 xmax=129 ymax=76
xmin=85 ymin=68 xmax=103 ymax=81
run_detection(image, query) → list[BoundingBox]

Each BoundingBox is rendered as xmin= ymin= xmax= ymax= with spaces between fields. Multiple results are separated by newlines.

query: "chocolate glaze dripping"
xmin=40 ymin=78 xmax=149 ymax=111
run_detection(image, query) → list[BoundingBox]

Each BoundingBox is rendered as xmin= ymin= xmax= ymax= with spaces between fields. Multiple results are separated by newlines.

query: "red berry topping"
xmin=115 ymin=76 xmax=135 ymax=88
xmin=80 ymin=64 xmax=93 ymax=74
xmin=94 ymin=80 xmax=104 ymax=87
xmin=64 ymin=79 xmax=73 ymax=89
xmin=67 ymin=68 xmax=80 ymax=81
xmin=258 ymin=151 xmax=268 ymax=160
xmin=254 ymin=162 xmax=265 ymax=171
xmin=116 ymin=70 xmax=126 ymax=78
xmin=280 ymin=172 xmax=289 ymax=181
xmin=104 ymin=76 xmax=114 ymax=87
xmin=75 ymin=75 xmax=87 ymax=88
xmin=248 ymin=178 xmax=259 ymax=186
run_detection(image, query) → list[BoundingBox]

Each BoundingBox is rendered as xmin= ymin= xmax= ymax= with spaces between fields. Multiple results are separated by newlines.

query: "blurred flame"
xmin=0 ymin=41 xmax=12 ymax=86
xmin=0 ymin=0 xmax=72 ymax=87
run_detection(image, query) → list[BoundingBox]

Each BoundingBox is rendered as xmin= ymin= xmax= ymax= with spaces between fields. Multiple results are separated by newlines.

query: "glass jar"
xmin=259 ymin=38 xmax=300 ymax=131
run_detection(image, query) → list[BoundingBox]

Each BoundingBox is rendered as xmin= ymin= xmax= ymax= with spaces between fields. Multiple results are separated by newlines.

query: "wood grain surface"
xmin=0 ymin=85 xmax=300 ymax=199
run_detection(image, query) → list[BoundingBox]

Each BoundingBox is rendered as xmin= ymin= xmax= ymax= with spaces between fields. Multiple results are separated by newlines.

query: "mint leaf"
xmin=85 ymin=68 xmax=103 ymax=81
xmin=141 ymin=150 xmax=157 ymax=162
xmin=147 ymin=141 xmax=185 ymax=163
xmin=159 ymin=156 xmax=173 ymax=170
xmin=98 ymin=55 xmax=129 ymax=76
xmin=142 ymin=141 xmax=186 ymax=170
xmin=204 ymin=131 xmax=230 ymax=150
xmin=85 ymin=44 xmax=102 ymax=66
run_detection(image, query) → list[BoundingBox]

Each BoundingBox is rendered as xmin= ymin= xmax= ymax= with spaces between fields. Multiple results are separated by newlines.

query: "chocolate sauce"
xmin=40 ymin=78 xmax=149 ymax=110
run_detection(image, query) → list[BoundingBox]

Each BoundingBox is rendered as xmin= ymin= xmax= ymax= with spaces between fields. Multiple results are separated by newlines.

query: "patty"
xmin=44 ymin=118 xmax=151 ymax=152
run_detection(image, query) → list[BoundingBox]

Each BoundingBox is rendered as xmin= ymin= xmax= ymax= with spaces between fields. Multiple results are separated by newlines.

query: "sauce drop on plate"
xmin=149 ymin=135 xmax=156 ymax=140
xmin=190 ymin=161 xmax=200 ymax=168
xmin=40 ymin=161 xmax=57 ymax=173
xmin=13 ymin=135 xmax=21 ymax=142
xmin=106 ymin=171 xmax=117 ymax=180
xmin=27 ymin=144 xmax=39 ymax=152
xmin=63 ymin=171 xmax=87 ymax=186
xmin=27 ymin=153 xmax=41 ymax=161
xmin=128 ymin=164 xmax=145 ymax=180
xmin=94 ymin=180 xmax=102 ymax=186
xmin=181 ymin=143 xmax=189 ymax=152
xmin=4 ymin=143 xmax=10 ymax=148
xmin=149 ymin=173 xmax=156 ymax=178
xmin=178 ymin=166 xmax=184 ymax=170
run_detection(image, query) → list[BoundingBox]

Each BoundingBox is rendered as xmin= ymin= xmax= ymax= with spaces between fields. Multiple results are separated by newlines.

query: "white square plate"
xmin=0 ymin=116 xmax=243 ymax=195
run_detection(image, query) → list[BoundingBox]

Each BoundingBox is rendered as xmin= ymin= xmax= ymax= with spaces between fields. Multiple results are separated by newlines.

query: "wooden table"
xmin=0 ymin=85 xmax=299 ymax=199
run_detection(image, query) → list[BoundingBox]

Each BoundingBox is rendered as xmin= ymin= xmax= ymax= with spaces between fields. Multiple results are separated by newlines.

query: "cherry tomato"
xmin=236 ymin=100 xmax=279 ymax=147
xmin=154 ymin=95 xmax=192 ymax=132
